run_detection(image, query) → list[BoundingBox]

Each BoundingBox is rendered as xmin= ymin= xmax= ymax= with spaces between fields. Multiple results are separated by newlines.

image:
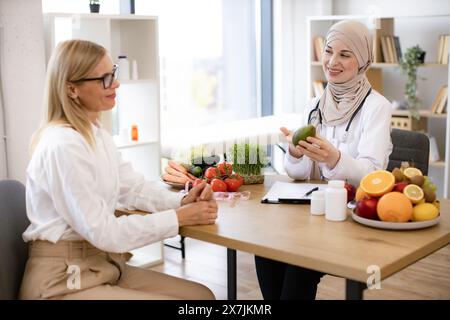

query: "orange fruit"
xmin=403 ymin=167 xmax=423 ymax=179
xmin=360 ymin=170 xmax=395 ymax=197
xmin=377 ymin=192 xmax=413 ymax=222
xmin=403 ymin=184 xmax=424 ymax=204
xmin=355 ymin=187 xmax=368 ymax=201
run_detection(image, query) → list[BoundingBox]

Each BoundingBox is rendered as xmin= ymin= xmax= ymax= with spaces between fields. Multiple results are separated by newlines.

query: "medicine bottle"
xmin=131 ymin=124 xmax=138 ymax=141
xmin=325 ymin=180 xmax=347 ymax=221
xmin=118 ymin=55 xmax=130 ymax=80
xmin=310 ymin=190 xmax=325 ymax=215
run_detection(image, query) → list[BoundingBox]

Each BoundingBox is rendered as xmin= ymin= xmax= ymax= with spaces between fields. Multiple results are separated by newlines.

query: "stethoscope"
xmin=307 ymin=88 xmax=372 ymax=143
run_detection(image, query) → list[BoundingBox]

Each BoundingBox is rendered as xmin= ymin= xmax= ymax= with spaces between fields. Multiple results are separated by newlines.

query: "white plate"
xmin=160 ymin=178 xmax=190 ymax=190
xmin=351 ymin=212 xmax=440 ymax=230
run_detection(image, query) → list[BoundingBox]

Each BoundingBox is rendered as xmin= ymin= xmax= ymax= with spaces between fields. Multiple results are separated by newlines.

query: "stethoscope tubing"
xmin=307 ymin=88 xmax=372 ymax=142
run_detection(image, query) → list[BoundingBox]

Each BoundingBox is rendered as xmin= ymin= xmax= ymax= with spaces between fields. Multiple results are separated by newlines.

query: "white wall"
xmin=273 ymin=0 xmax=332 ymax=115
xmin=0 ymin=71 xmax=6 ymax=179
xmin=332 ymin=0 xmax=450 ymax=17
xmin=275 ymin=0 xmax=450 ymax=114
xmin=0 ymin=0 xmax=46 ymax=182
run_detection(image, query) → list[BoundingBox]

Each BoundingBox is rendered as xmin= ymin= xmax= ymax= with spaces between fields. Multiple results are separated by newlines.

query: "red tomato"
xmin=193 ymin=178 xmax=204 ymax=187
xmin=204 ymin=167 xmax=220 ymax=180
xmin=210 ymin=179 xmax=227 ymax=192
xmin=234 ymin=174 xmax=244 ymax=187
xmin=217 ymin=162 xmax=233 ymax=176
xmin=224 ymin=174 xmax=244 ymax=192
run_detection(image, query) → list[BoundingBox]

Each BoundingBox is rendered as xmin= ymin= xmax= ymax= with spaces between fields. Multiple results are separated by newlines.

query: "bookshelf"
xmin=307 ymin=15 xmax=450 ymax=197
xmin=43 ymin=13 xmax=164 ymax=267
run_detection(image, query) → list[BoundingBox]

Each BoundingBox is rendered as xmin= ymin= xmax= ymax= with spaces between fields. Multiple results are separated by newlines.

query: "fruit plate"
xmin=351 ymin=212 xmax=440 ymax=230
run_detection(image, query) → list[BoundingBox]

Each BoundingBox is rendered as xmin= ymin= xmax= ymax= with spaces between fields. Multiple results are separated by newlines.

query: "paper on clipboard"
xmin=261 ymin=181 xmax=326 ymax=204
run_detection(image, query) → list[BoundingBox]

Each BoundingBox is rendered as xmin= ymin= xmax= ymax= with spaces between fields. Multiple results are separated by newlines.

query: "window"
xmin=135 ymin=0 xmax=260 ymax=146
xmin=42 ymin=0 xmax=263 ymax=153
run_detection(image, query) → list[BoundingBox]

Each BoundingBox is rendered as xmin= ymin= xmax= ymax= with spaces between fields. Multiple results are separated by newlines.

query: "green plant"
xmin=227 ymin=143 xmax=268 ymax=176
xmin=399 ymin=45 xmax=426 ymax=119
xmin=89 ymin=0 xmax=100 ymax=5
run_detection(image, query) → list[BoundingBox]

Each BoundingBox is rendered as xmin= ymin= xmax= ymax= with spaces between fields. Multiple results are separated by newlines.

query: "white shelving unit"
xmin=43 ymin=13 xmax=163 ymax=267
xmin=307 ymin=15 xmax=450 ymax=198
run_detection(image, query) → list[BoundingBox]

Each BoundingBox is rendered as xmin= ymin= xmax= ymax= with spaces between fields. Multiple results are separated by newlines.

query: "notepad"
xmin=261 ymin=181 xmax=326 ymax=204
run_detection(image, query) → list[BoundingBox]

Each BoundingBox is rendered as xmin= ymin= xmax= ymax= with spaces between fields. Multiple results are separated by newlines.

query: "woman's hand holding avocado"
xmin=298 ymin=135 xmax=341 ymax=169
xmin=280 ymin=127 xmax=305 ymax=159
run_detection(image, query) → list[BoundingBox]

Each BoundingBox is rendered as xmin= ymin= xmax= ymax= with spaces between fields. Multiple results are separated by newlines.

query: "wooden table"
xmin=176 ymin=175 xmax=450 ymax=300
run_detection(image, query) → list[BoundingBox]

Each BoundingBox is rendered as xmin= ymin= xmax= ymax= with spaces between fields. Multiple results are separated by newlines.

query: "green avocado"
xmin=189 ymin=166 xmax=203 ymax=178
xmin=292 ymin=124 xmax=316 ymax=146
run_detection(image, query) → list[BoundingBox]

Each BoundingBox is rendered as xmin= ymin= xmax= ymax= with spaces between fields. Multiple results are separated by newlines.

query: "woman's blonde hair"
xmin=31 ymin=39 xmax=106 ymax=152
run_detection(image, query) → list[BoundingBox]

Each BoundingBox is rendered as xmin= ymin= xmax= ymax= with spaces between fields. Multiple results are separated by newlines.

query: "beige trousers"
xmin=19 ymin=240 xmax=215 ymax=300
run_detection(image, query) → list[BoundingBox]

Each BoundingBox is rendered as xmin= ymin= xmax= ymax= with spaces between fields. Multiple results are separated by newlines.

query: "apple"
xmin=393 ymin=181 xmax=409 ymax=193
xmin=344 ymin=182 xmax=356 ymax=203
xmin=356 ymin=197 xmax=379 ymax=220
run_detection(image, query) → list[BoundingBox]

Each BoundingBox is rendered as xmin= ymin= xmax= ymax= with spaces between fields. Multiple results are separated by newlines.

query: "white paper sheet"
xmin=261 ymin=181 xmax=326 ymax=204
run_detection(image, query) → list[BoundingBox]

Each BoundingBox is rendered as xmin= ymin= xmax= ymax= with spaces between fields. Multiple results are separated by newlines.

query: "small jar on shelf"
xmin=131 ymin=124 xmax=139 ymax=141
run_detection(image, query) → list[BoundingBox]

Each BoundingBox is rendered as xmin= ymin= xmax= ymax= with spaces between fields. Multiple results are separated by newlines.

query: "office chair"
xmin=0 ymin=180 xmax=29 ymax=299
xmin=387 ymin=128 xmax=430 ymax=175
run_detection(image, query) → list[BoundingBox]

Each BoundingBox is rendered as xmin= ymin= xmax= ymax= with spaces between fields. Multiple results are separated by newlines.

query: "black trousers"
xmin=255 ymin=255 xmax=324 ymax=300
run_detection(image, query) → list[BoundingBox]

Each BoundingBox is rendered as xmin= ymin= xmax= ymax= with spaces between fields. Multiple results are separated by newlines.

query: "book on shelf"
xmin=380 ymin=35 xmax=401 ymax=63
xmin=429 ymin=136 xmax=440 ymax=163
xmin=380 ymin=36 xmax=390 ymax=63
xmin=393 ymin=36 xmax=402 ymax=63
xmin=437 ymin=34 xmax=450 ymax=64
xmin=431 ymin=85 xmax=448 ymax=114
xmin=312 ymin=81 xmax=326 ymax=97
xmin=313 ymin=36 xmax=325 ymax=62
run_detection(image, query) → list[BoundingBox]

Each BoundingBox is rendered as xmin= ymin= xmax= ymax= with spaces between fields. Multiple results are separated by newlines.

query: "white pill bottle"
xmin=325 ymin=180 xmax=347 ymax=221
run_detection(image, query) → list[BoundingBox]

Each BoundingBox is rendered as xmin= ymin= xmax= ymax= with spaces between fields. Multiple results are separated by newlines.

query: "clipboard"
xmin=261 ymin=181 xmax=326 ymax=204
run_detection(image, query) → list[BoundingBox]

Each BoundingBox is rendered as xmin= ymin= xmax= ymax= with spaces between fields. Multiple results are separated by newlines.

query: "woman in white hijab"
xmin=255 ymin=20 xmax=393 ymax=300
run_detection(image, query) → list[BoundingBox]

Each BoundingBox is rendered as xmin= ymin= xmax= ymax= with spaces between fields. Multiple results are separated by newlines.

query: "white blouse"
xmin=23 ymin=123 xmax=183 ymax=253
xmin=284 ymin=90 xmax=393 ymax=186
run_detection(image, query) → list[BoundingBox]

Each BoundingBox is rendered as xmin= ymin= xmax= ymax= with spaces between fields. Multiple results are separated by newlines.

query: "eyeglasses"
xmin=72 ymin=64 xmax=118 ymax=89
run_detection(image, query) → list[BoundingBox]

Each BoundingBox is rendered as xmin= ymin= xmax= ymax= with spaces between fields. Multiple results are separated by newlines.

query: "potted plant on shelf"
xmin=227 ymin=143 xmax=268 ymax=184
xmin=89 ymin=0 xmax=100 ymax=13
xmin=399 ymin=45 xmax=426 ymax=119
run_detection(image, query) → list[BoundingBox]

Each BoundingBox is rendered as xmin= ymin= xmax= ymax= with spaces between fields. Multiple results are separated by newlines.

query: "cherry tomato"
xmin=210 ymin=178 xmax=227 ymax=192
xmin=217 ymin=162 xmax=233 ymax=176
xmin=224 ymin=174 xmax=244 ymax=192
xmin=204 ymin=167 xmax=220 ymax=180
xmin=234 ymin=174 xmax=244 ymax=187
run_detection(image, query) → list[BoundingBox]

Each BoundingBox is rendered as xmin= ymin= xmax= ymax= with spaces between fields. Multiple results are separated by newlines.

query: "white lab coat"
xmin=284 ymin=90 xmax=393 ymax=186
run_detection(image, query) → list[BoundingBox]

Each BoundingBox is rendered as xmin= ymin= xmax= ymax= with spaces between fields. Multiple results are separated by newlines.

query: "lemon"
xmin=403 ymin=184 xmax=424 ymax=203
xmin=412 ymin=203 xmax=439 ymax=221
xmin=403 ymin=184 xmax=424 ymax=204
xmin=403 ymin=167 xmax=423 ymax=179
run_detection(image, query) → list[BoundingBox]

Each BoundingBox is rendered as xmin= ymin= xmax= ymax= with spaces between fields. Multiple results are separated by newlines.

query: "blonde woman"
xmin=256 ymin=20 xmax=393 ymax=300
xmin=20 ymin=39 xmax=217 ymax=300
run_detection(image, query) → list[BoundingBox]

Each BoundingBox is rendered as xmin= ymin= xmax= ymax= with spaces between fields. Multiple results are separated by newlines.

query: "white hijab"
xmin=318 ymin=20 xmax=373 ymax=127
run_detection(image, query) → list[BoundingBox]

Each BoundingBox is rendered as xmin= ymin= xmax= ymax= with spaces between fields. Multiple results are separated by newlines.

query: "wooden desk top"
xmin=176 ymin=175 xmax=450 ymax=283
